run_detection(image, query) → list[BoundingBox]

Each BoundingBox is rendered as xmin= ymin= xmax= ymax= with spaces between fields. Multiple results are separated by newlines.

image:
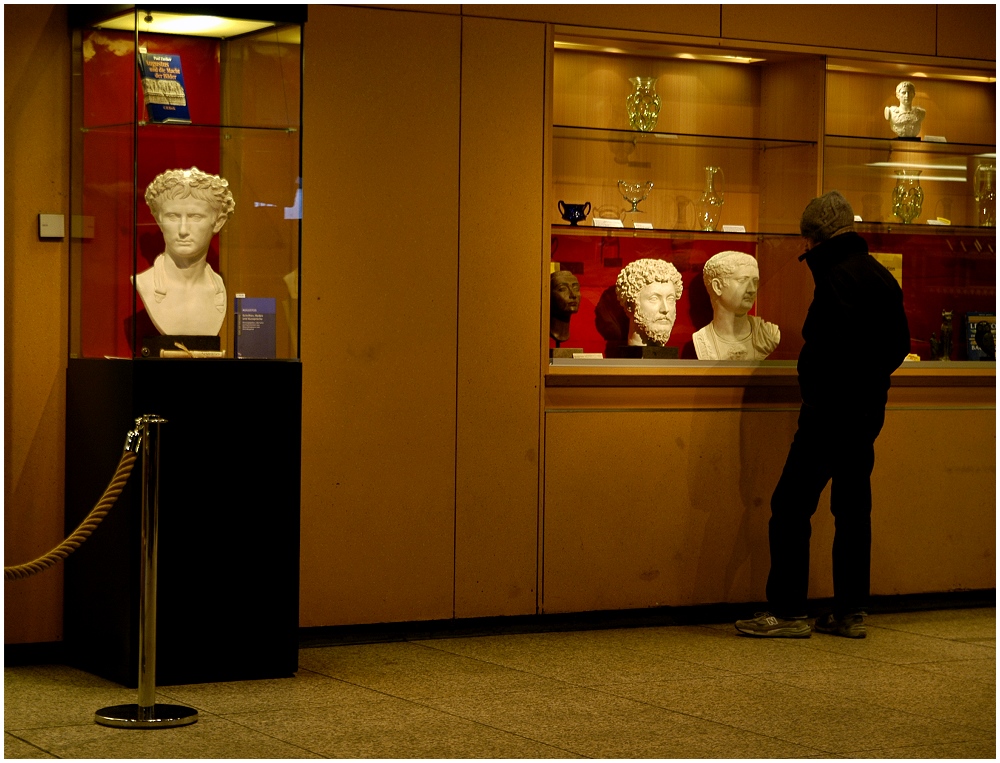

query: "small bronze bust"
xmin=550 ymin=270 xmax=581 ymax=346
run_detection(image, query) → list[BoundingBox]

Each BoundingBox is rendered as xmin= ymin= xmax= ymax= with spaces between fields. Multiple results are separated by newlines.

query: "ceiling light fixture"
xmin=95 ymin=10 xmax=275 ymax=38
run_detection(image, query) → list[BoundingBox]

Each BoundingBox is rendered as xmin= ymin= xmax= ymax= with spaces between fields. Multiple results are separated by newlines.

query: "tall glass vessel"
xmin=892 ymin=170 xmax=923 ymax=224
xmin=696 ymin=166 xmax=725 ymax=231
xmin=626 ymin=77 xmax=661 ymax=132
xmin=974 ymin=163 xmax=996 ymax=227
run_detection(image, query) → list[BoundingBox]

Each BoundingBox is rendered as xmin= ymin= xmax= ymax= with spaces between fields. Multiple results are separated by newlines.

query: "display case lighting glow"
xmin=676 ymin=53 xmax=766 ymax=64
xmin=865 ymin=161 xmax=967 ymax=182
xmin=827 ymin=63 xmax=994 ymax=84
xmin=96 ymin=11 xmax=275 ymax=38
xmin=554 ymin=41 xmax=629 ymax=55
xmin=866 ymin=162 xmax=968 ymax=171
xmin=554 ymin=41 xmax=765 ymax=63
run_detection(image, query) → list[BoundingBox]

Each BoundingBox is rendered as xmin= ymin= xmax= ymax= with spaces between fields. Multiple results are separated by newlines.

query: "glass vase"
xmin=891 ymin=169 xmax=924 ymax=224
xmin=974 ymin=163 xmax=996 ymax=227
xmin=696 ymin=166 xmax=724 ymax=231
xmin=626 ymin=77 xmax=661 ymax=132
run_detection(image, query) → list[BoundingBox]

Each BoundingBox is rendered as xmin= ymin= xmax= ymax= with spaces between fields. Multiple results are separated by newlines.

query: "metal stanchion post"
xmin=96 ymin=415 xmax=198 ymax=729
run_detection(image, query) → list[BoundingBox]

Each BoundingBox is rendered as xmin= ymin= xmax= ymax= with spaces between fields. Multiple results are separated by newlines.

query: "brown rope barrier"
xmin=4 ymin=449 xmax=139 ymax=581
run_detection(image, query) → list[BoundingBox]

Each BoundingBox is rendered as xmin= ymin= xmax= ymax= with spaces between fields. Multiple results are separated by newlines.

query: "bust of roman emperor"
xmin=134 ymin=167 xmax=235 ymax=336
xmin=884 ymin=80 xmax=926 ymax=138
xmin=692 ymin=250 xmax=779 ymax=360
xmin=615 ymin=258 xmax=684 ymax=347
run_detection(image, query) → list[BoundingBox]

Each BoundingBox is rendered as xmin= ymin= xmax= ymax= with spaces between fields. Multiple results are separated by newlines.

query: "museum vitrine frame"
xmin=64 ymin=5 xmax=306 ymax=687
xmin=545 ymin=28 xmax=996 ymax=378
xmin=69 ymin=5 xmax=304 ymax=360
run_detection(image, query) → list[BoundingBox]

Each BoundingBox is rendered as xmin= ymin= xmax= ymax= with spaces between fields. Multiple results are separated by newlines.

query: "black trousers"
xmin=766 ymin=401 xmax=887 ymax=618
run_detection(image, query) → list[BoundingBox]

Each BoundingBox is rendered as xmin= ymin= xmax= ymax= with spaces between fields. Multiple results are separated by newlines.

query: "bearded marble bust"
xmin=692 ymin=250 xmax=779 ymax=360
xmin=615 ymin=258 xmax=684 ymax=347
xmin=133 ymin=167 xmax=235 ymax=336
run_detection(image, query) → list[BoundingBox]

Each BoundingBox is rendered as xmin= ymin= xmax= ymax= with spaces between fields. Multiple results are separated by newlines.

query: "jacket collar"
xmin=799 ymin=230 xmax=868 ymax=274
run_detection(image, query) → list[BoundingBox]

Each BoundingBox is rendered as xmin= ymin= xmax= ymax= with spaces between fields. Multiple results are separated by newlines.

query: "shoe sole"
xmin=735 ymin=626 xmax=811 ymax=638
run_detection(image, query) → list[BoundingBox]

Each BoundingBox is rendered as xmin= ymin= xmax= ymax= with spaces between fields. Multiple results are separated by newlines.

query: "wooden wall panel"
xmin=543 ymin=401 xmax=995 ymax=614
xmin=4 ymin=4 xmax=71 ymax=644
xmin=937 ymin=4 xmax=996 ymax=62
xmin=722 ymin=5 xmax=938 ymax=57
xmin=870 ymin=408 xmax=995 ymax=594
xmin=455 ymin=17 xmax=547 ymax=618
xmin=464 ymin=5 xmax=722 ymax=38
xmin=543 ymin=408 xmax=798 ymax=612
xmin=299 ymin=6 xmax=461 ymax=626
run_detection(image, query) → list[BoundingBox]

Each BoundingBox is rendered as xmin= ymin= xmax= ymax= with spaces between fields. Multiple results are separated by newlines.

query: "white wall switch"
xmin=38 ymin=214 xmax=65 ymax=238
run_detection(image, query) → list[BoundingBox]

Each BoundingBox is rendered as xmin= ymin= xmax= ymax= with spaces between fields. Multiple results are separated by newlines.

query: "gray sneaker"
xmin=814 ymin=613 xmax=867 ymax=639
xmin=735 ymin=612 xmax=811 ymax=638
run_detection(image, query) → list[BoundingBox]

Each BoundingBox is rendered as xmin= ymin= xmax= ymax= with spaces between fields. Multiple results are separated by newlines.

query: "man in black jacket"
xmin=736 ymin=191 xmax=911 ymax=639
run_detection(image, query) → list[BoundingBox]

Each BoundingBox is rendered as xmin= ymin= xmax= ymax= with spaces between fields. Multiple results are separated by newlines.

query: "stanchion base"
xmin=95 ymin=703 xmax=198 ymax=729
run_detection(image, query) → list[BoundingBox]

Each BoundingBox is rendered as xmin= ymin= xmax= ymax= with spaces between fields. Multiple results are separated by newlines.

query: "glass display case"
xmin=547 ymin=32 xmax=996 ymax=370
xmin=69 ymin=6 xmax=303 ymax=359
xmin=824 ymin=57 xmax=995 ymax=229
xmin=64 ymin=5 xmax=305 ymax=687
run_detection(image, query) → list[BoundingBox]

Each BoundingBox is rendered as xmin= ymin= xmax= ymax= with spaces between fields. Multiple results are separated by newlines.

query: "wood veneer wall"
xmin=4 ymin=4 xmax=994 ymax=643
xmin=299 ymin=6 xmax=461 ymax=626
xmin=4 ymin=4 xmax=71 ymax=644
xmin=542 ymin=394 xmax=995 ymax=613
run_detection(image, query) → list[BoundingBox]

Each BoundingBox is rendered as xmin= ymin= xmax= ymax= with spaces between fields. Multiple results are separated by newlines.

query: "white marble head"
xmin=146 ymin=167 xmax=235 ymax=262
xmin=615 ymin=258 xmax=683 ymax=346
xmin=135 ymin=168 xmax=235 ymax=337
xmin=702 ymin=251 xmax=759 ymax=316
xmin=895 ymin=80 xmax=916 ymax=105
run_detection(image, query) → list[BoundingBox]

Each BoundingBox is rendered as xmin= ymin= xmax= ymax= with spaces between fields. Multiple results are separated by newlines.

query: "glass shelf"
xmin=855 ymin=222 xmax=996 ymax=237
xmin=552 ymin=223 xmax=799 ymax=240
xmin=825 ymin=134 xmax=995 ymax=156
xmin=555 ymin=124 xmax=816 ymax=151
xmin=81 ymin=122 xmax=298 ymax=133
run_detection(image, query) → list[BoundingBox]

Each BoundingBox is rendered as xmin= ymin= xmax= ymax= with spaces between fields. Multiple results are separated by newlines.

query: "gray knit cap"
xmin=800 ymin=191 xmax=854 ymax=242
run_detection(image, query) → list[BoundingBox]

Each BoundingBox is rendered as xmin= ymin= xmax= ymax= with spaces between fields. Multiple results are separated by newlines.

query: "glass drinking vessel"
xmin=618 ymin=180 xmax=654 ymax=214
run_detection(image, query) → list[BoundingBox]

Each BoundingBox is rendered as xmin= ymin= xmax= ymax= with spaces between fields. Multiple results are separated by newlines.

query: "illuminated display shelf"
xmin=548 ymin=32 xmax=996 ymax=372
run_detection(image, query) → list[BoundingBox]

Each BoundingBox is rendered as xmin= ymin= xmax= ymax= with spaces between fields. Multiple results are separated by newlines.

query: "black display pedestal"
xmin=64 ymin=358 xmax=301 ymax=687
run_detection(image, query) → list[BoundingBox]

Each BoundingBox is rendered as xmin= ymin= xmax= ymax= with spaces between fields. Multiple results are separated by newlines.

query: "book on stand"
xmin=138 ymin=51 xmax=191 ymax=124
xmin=234 ymin=296 xmax=277 ymax=359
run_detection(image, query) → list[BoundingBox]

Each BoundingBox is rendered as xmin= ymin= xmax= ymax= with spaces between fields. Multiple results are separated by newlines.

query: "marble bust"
xmin=692 ymin=250 xmax=780 ymax=361
xmin=550 ymin=270 xmax=581 ymax=345
xmin=614 ymin=258 xmax=683 ymax=347
xmin=884 ymin=81 xmax=926 ymax=138
xmin=134 ymin=167 xmax=235 ymax=336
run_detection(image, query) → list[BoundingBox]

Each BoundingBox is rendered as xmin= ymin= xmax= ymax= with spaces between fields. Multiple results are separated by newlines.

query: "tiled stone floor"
xmin=5 ymin=607 xmax=995 ymax=759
